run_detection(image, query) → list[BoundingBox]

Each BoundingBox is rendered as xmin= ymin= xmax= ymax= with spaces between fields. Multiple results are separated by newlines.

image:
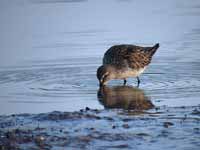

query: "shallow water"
xmin=0 ymin=0 xmax=200 ymax=114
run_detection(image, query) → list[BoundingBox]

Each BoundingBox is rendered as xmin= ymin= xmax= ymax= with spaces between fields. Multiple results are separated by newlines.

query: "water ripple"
xmin=0 ymin=59 xmax=200 ymax=113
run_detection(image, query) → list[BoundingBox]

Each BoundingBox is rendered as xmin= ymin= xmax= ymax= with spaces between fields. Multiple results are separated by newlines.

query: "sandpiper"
xmin=97 ymin=43 xmax=159 ymax=87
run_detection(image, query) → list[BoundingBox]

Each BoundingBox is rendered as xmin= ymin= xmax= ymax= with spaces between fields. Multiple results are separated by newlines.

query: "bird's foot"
xmin=137 ymin=77 xmax=140 ymax=87
xmin=123 ymin=79 xmax=127 ymax=85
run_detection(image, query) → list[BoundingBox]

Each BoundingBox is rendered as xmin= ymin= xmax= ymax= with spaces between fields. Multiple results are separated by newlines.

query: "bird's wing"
xmin=103 ymin=45 xmax=152 ymax=69
xmin=124 ymin=49 xmax=151 ymax=69
xmin=103 ymin=45 xmax=129 ymax=66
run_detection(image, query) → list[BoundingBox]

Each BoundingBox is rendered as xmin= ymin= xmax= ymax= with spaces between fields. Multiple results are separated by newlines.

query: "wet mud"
xmin=0 ymin=106 xmax=200 ymax=150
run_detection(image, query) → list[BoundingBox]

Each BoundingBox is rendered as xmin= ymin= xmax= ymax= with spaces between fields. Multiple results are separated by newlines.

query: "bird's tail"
xmin=147 ymin=43 xmax=159 ymax=57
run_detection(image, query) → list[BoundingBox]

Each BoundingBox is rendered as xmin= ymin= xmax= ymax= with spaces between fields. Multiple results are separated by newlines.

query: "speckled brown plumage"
xmin=97 ymin=43 xmax=159 ymax=86
xmin=103 ymin=43 xmax=159 ymax=70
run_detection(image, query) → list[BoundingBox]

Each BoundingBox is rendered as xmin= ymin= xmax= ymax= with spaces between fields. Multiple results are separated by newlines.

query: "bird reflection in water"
xmin=97 ymin=85 xmax=154 ymax=111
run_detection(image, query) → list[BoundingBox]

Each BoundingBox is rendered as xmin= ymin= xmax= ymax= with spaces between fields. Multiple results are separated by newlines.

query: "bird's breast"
xmin=113 ymin=67 xmax=146 ymax=79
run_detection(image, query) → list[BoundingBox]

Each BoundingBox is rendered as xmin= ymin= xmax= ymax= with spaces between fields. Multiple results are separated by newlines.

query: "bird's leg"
xmin=137 ymin=77 xmax=140 ymax=87
xmin=123 ymin=79 xmax=127 ymax=85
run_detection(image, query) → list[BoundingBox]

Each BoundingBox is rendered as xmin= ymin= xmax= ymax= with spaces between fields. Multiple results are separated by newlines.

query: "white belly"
xmin=114 ymin=67 xmax=146 ymax=79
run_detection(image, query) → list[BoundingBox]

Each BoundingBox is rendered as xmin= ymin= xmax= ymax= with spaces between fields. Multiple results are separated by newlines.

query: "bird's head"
xmin=96 ymin=65 xmax=111 ymax=87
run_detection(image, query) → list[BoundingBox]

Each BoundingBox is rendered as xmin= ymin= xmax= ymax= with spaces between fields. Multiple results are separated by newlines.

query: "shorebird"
xmin=97 ymin=43 xmax=159 ymax=87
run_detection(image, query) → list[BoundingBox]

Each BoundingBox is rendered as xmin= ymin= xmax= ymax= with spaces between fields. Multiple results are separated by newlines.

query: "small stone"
xmin=136 ymin=133 xmax=150 ymax=136
xmin=85 ymin=107 xmax=90 ymax=111
xmin=193 ymin=128 xmax=200 ymax=134
xmin=193 ymin=128 xmax=199 ymax=130
xmin=112 ymin=125 xmax=116 ymax=129
xmin=74 ymin=129 xmax=79 ymax=132
xmin=15 ymin=129 xmax=20 ymax=134
xmin=122 ymin=118 xmax=132 ymax=122
xmin=105 ymin=117 xmax=113 ymax=121
xmin=182 ymin=114 xmax=187 ymax=121
xmin=180 ymin=106 xmax=186 ymax=109
xmin=35 ymin=135 xmax=45 ymax=146
xmin=79 ymin=135 xmax=91 ymax=142
xmin=122 ymin=124 xmax=130 ymax=129
xmin=155 ymin=100 xmax=161 ymax=102
xmin=163 ymin=122 xmax=174 ymax=128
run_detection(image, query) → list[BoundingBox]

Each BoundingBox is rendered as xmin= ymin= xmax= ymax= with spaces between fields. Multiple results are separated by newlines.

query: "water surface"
xmin=0 ymin=0 xmax=200 ymax=114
